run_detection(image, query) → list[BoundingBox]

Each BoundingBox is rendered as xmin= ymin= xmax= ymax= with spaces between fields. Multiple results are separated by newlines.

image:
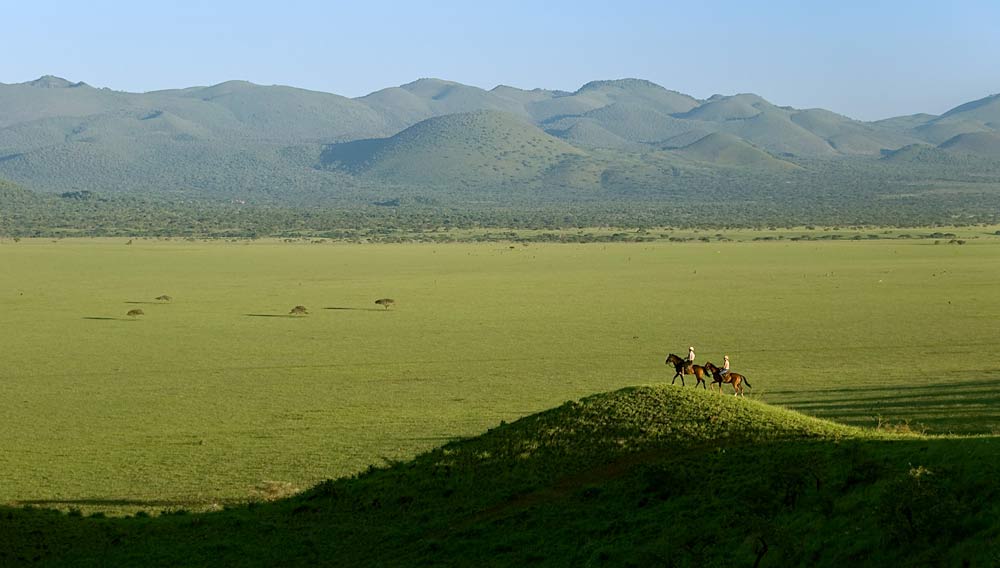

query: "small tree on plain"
xmin=374 ymin=298 xmax=395 ymax=310
xmin=127 ymin=309 xmax=144 ymax=318
xmin=289 ymin=305 xmax=308 ymax=316
xmin=155 ymin=295 xmax=173 ymax=302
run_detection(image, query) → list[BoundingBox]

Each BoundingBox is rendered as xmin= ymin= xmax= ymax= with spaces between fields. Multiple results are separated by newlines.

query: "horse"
xmin=703 ymin=361 xmax=752 ymax=396
xmin=664 ymin=353 xmax=709 ymax=389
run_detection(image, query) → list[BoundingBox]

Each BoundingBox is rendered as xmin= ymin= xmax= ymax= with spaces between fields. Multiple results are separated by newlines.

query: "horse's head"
xmin=703 ymin=361 xmax=717 ymax=372
xmin=665 ymin=353 xmax=680 ymax=365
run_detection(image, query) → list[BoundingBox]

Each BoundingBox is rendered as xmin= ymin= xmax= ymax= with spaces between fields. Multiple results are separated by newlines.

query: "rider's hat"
xmin=724 ymin=355 xmax=729 ymax=359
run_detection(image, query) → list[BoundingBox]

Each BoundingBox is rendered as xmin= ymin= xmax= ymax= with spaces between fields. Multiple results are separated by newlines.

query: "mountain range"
xmin=1 ymin=75 xmax=999 ymax=207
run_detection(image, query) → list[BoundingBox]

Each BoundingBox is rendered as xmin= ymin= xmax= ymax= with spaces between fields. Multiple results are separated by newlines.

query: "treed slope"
xmin=939 ymin=92 xmax=1000 ymax=125
xmin=2 ymin=75 xmax=1000 ymax=205
xmin=524 ymin=79 xmax=701 ymax=123
xmin=677 ymin=132 xmax=799 ymax=168
xmin=546 ymin=102 xmax=709 ymax=144
xmin=914 ymin=119 xmax=993 ymax=145
xmin=2 ymin=386 xmax=998 ymax=567
xmin=0 ymin=177 xmax=35 ymax=203
xmin=162 ymin=80 xmax=396 ymax=142
xmin=0 ymin=77 xmax=392 ymax=142
xmin=938 ymin=131 xmax=1000 ymax=157
xmin=320 ymin=110 xmax=585 ymax=187
xmin=881 ymin=143 xmax=957 ymax=164
xmin=358 ymin=78 xmax=530 ymax=130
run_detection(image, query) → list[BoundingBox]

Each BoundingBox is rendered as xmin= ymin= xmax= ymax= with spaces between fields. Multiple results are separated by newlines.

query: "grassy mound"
xmin=2 ymin=386 xmax=997 ymax=566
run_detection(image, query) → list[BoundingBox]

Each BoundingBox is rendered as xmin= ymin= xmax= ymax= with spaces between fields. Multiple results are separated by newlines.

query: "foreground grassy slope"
xmin=2 ymin=386 xmax=997 ymax=566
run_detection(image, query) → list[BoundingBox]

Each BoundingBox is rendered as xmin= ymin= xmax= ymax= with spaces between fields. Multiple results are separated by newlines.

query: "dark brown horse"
xmin=704 ymin=361 xmax=752 ymax=396
xmin=664 ymin=353 xmax=709 ymax=388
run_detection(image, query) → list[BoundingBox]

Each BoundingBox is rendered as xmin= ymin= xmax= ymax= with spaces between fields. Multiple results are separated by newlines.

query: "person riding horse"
xmin=664 ymin=349 xmax=708 ymax=388
xmin=704 ymin=359 xmax=752 ymax=396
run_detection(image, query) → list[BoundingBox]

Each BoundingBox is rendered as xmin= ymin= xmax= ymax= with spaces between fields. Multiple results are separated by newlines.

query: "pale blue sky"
xmin=3 ymin=0 xmax=998 ymax=120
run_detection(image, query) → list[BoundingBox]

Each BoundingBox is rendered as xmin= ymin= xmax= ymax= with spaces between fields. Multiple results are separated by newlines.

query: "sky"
xmin=3 ymin=0 xmax=999 ymax=120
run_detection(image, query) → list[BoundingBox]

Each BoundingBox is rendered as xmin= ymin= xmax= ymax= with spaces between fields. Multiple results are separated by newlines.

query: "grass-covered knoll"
xmin=2 ymin=386 xmax=997 ymax=566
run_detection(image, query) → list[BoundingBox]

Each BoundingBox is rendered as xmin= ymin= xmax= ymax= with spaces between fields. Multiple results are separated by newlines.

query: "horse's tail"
xmin=742 ymin=375 xmax=752 ymax=389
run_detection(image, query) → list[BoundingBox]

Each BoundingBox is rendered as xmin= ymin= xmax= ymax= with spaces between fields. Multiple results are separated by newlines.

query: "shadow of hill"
xmin=771 ymin=375 xmax=1000 ymax=434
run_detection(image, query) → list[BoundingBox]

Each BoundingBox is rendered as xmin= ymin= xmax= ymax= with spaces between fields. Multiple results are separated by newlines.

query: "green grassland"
xmin=1 ymin=234 xmax=999 ymax=518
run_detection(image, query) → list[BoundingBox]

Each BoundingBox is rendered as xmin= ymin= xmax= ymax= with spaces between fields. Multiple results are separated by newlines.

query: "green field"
xmin=2 ymin=232 xmax=999 ymax=513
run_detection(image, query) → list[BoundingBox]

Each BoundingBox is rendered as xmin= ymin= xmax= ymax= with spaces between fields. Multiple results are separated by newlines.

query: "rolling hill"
xmin=1 ymin=75 xmax=1000 ymax=212
xmin=2 ymin=386 xmax=997 ymax=566
xmin=320 ymin=110 xmax=585 ymax=187
xmin=676 ymin=132 xmax=799 ymax=169
xmin=938 ymin=131 xmax=1000 ymax=157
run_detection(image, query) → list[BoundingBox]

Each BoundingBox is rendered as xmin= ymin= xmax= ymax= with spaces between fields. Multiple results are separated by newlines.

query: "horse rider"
xmin=686 ymin=346 xmax=696 ymax=372
xmin=720 ymin=355 xmax=731 ymax=378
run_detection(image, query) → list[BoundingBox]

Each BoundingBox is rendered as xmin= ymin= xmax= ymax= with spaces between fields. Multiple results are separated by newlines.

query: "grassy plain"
xmin=1 ymin=230 xmax=998 ymax=513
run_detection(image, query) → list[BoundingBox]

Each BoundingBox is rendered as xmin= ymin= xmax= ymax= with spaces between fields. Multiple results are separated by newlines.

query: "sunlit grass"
xmin=1 ymin=235 xmax=998 ymax=512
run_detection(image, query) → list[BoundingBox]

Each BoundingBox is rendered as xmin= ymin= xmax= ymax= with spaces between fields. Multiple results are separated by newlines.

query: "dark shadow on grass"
xmin=82 ymin=317 xmax=131 ymax=321
xmin=124 ymin=301 xmax=165 ymax=305
xmin=772 ymin=375 xmax=1000 ymax=434
xmin=245 ymin=314 xmax=300 ymax=318
xmin=324 ymin=306 xmax=386 ymax=312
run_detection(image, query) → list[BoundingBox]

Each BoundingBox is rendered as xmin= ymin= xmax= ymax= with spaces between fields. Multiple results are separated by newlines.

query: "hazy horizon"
xmin=4 ymin=0 xmax=1000 ymax=121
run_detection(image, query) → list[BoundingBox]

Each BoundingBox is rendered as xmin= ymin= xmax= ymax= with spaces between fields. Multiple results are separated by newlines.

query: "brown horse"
xmin=664 ymin=353 xmax=709 ymax=389
xmin=703 ymin=361 xmax=752 ymax=396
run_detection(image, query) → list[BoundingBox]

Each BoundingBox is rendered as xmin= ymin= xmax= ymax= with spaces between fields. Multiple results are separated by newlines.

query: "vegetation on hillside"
xmin=1 ymin=387 xmax=996 ymax=566
xmin=2 ymin=76 xmax=999 ymax=219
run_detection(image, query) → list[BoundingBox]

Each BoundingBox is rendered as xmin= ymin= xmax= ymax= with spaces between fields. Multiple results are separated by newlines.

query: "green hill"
xmin=872 ymin=113 xmax=938 ymax=132
xmin=2 ymin=386 xmax=997 ymax=566
xmin=914 ymin=118 xmax=993 ymax=145
xmin=320 ymin=110 xmax=585 ymax=187
xmin=881 ymin=143 xmax=957 ymax=164
xmin=543 ymin=119 xmax=637 ymax=150
xmin=790 ymin=109 xmax=918 ymax=154
xmin=676 ymin=132 xmax=799 ymax=169
xmin=568 ymin=102 xmax=708 ymax=144
xmin=939 ymin=92 xmax=1000 ymax=125
xmin=939 ymin=131 xmax=1000 ymax=157
xmin=2 ymin=75 xmax=1000 ymax=214
xmin=358 ymin=78 xmax=530 ymax=130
